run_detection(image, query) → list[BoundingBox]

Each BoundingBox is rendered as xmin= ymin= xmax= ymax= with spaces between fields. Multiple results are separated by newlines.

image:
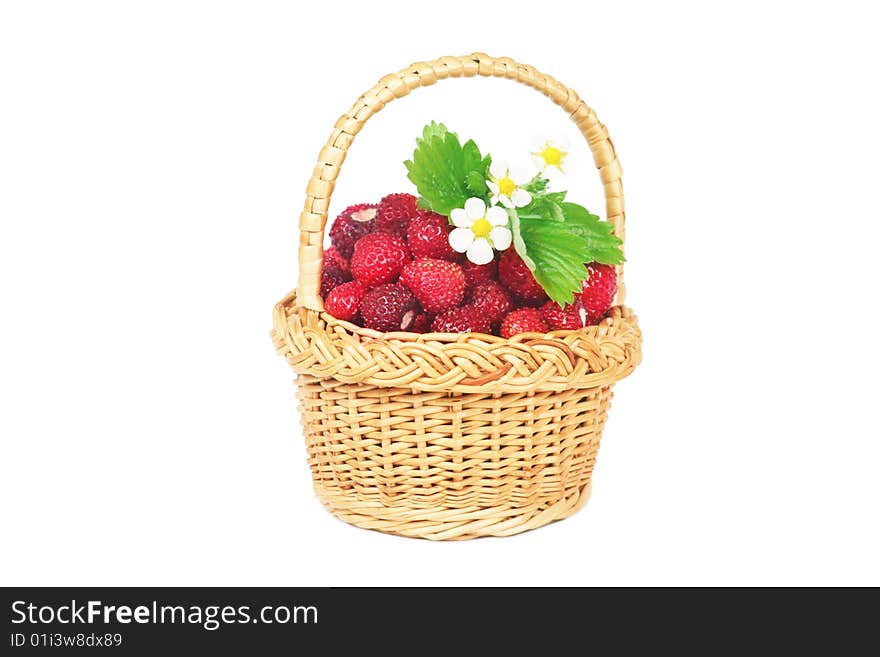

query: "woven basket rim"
xmin=278 ymin=288 xmax=630 ymax=343
xmin=272 ymin=289 xmax=642 ymax=394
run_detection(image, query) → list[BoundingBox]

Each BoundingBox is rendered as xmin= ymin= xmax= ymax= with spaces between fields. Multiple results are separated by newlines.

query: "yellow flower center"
xmin=539 ymin=145 xmax=565 ymax=166
xmin=496 ymin=176 xmax=516 ymax=197
xmin=471 ymin=218 xmax=492 ymax=238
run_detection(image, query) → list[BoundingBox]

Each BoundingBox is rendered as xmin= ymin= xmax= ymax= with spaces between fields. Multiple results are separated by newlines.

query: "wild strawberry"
xmin=461 ymin=259 xmax=497 ymax=291
xmin=498 ymin=250 xmax=548 ymax=304
xmin=579 ymin=263 xmax=617 ymax=322
xmin=320 ymin=264 xmax=351 ymax=298
xmin=431 ymin=307 xmax=492 ymax=334
xmin=323 ymin=246 xmax=350 ymax=273
xmin=329 ymin=204 xmax=377 ymax=258
xmin=409 ymin=313 xmax=433 ymax=333
xmin=499 ymin=308 xmax=548 ymax=338
xmin=467 ymin=282 xmax=513 ymax=327
xmin=541 ymin=299 xmax=589 ymax=330
xmin=374 ymin=193 xmax=419 ymax=238
xmin=324 ymin=280 xmax=367 ymax=322
xmin=359 ymin=284 xmax=418 ymax=332
xmin=399 ymin=258 xmax=465 ymax=313
xmin=407 ymin=211 xmax=458 ymax=261
xmin=350 ymin=232 xmax=410 ymax=288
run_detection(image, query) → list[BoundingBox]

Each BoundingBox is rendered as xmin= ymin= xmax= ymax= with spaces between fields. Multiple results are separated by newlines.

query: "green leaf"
xmin=404 ymin=123 xmax=491 ymax=216
xmin=508 ymin=199 xmax=625 ymax=305
xmin=558 ymin=203 xmax=625 ymax=266
xmin=523 ymin=175 xmax=549 ymax=194
xmin=505 ymin=208 xmax=532 ymax=268
xmin=513 ymin=215 xmax=592 ymax=304
xmin=421 ymin=121 xmax=448 ymax=141
xmin=517 ymin=191 xmax=568 ymax=222
xmin=543 ymin=191 xmax=568 ymax=204
xmin=465 ymin=169 xmax=490 ymax=197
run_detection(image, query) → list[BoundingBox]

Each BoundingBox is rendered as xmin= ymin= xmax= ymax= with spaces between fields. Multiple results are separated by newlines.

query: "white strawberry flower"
xmin=448 ymin=197 xmax=512 ymax=265
xmin=486 ymin=161 xmax=532 ymax=209
xmin=530 ymin=135 xmax=570 ymax=174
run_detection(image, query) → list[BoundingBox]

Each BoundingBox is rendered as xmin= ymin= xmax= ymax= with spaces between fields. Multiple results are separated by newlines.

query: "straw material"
xmin=273 ymin=53 xmax=642 ymax=539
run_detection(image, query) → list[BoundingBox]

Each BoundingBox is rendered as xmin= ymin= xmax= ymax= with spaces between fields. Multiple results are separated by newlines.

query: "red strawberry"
xmin=579 ymin=263 xmax=617 ymax=322
xmin=375 ymin=193 xmax=419 ymax=238
xmin=499 ymin=308 xmax=548 ymax=338
xmin=461 ymin=259 xmax=497 ymax=291
xmin=329 ymin=204 xmax=377 ymax=258
xmin=323 ymin=246 xmax=350 ymax=273
xmin=359 ymin=284 xmax=418 ymax=332
xmin=541 ymin=299 xmax=589 ymax=330
xmin=498 ymin=250 xmax=548 ymax=304
xmin=324 ymin=280 xmax=367 ymax=322
xmin=320 ymin=264 xmax=351 ymax=298
xmin=409 ymin=313 xmax=433 ymax=333
xmin=431 ymin=306 xmax=492 ymax=334
xmin=407 ymin=211 xmax=458 ymax=261
xmin=399 ymin=258 xmax=465 ymax=313
xmin=350 ymin=232 xmax=410 ymax=288
xmin=467 ymin=281 xmax=513 ymax=327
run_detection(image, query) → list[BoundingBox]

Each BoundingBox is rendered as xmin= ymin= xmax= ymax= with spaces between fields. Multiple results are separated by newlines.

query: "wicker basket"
xmin=273 ymin=53 xmax=642 ymax=540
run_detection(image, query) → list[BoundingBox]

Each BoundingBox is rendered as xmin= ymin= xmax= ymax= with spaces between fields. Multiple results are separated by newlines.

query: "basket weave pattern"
xmin=298 ymin=375 xmax=612 ymax=540
xmin=273 ymin=53 xmax=642 ymax=539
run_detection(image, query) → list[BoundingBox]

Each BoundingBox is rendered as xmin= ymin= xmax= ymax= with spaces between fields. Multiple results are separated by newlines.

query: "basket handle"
xmin=297 ymin=52 xmax=626 ymax=310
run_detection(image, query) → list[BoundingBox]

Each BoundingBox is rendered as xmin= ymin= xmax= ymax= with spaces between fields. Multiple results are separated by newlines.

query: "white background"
xmin=2 ymin=1 xmax=878 ymax=586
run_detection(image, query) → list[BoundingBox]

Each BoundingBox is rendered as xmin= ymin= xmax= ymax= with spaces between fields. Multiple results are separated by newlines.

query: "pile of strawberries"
xmin=321 ymin=193 xmax=617 ymax=338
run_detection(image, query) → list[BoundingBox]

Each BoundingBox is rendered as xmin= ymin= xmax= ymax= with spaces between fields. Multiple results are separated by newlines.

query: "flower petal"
xmin=464 ymin=197 xmax=486 ymax=219
xmin=486 ymin=180 xmax=500 ymax=195
xmin=498 ymin=195 xmax=514 ymax=209
xmin=466 ymin=237 xmax=494 ymax=265
xmin=510 ymin=188 xmax=532 ymax=208
xmin=449 ymin=227 xmax=474 ymax=253
xmin=528 ymin=135 xmax=545 ymax=152
xmin=450 ymin=208 xmax=471 ymax=228
xmin=489 ymin=160 xmax=507 ymax=179
xmin=489 ymin=226 xmax=512 ymax=251
xmin=486 ymin=206 xmax=509 ymax=226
